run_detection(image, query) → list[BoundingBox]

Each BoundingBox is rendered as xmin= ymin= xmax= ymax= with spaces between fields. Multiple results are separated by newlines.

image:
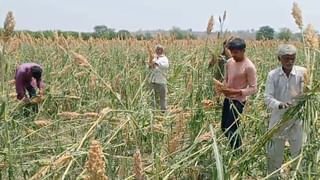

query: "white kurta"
xmin=264 ymin=65 xmax=307 ymax=175
xmin=149 ymin=55 xmax=169 ymax=84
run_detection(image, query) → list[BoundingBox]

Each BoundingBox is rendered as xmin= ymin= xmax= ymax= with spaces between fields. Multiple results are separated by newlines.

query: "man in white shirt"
xmin=149 ymin=44 xmax=169 ymax=111
xmin=264 ymin=44 xmax=307 ymax=178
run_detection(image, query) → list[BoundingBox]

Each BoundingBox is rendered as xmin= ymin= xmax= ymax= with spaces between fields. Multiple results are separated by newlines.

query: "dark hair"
xmin=31 ymin=66 xmax=42 ymax=81
xmin=228 ymin=38 xmax=246 ymax=51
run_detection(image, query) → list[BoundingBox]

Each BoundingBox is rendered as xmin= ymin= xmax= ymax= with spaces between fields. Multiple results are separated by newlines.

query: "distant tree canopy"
xmin=93 ymin=25 xmax=116 ymax=39
xmin=2 ymin=24 xmax=305 ymax=41
xmin=94 ymin=25 xmax=108 ymax=33
xmin=117 ymin=30 xmax=131 ymax=39
xmin=277 ymin=28 xmax=293 ymax=41
xmin=256 ymin=26 xmax=275 ymax=40
xmin=169 ymin=26 xmax=196 ymax=40
xmin=135 ymin=32 xmax=153 ymax=40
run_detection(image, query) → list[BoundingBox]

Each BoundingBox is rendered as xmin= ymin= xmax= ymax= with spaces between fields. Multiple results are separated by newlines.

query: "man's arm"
xmin=15 ymin=78 xmax=26 ymax=100
xmin=223 ymin=61 xmax=228 ymax=85
xmin=148 ymin=56 xmax=155 ymax=69
xmin=37 ymin=80 xmax=45 ymax=96
xmin=241 ymin=66 xmax=258 ymax=96
xmin=264 ymin=73 xmax=282 ymax=109
xmin=154 ymin=57 xmax=169 ymax=69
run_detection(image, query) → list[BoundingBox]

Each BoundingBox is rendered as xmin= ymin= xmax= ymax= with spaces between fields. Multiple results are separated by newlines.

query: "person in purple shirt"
xmin=15 ymin=63 xmax=45 ymax=104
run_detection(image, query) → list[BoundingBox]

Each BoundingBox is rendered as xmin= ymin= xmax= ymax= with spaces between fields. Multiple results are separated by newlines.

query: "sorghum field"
xmin=0 ymin=3 xmax=319 ymax=180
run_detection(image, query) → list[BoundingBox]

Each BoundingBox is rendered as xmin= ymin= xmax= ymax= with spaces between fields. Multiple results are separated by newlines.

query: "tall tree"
xmin=277 ymin=28 xmax=293 ymax=41
xmin=256 ymin=26 xmax=275 ymax=40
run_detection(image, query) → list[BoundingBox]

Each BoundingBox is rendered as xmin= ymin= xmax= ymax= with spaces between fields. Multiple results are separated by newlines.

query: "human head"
xmin=228 ymin=38 xmax=246 ymax=62
xmin=31 ymin=66 xmax=42 ymax=81
xmin=277 ymin=44 xmax=297 ymax=71
xmin=155 ymin=44 xmax=164 ymax=56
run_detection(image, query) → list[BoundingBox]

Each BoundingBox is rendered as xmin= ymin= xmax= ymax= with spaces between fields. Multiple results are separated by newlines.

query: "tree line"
xmin=0 ymin=25 xmax=312 ymax=41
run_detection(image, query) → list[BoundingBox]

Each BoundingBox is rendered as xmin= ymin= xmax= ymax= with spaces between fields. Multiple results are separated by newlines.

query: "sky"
xmin=0 ymin=0 xmax=319 ymax=32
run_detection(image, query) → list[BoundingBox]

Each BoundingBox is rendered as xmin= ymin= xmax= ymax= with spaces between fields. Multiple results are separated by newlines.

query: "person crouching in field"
xmin=220 ymin=38 xmax=258 ymax=150
xmin=148 ymin=45 xmax=169 ymax=112
xmin=15 ymin=63 xmax=45 ymax=114
xmin=265 ymin=44 xmax=306 ymax=178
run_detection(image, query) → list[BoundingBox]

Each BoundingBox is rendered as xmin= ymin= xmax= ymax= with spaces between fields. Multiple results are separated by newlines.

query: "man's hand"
xmin=279 ymin=102 xmax=292 ymax=109
xmin=148 ymin=61 xmax=155 ymax=69
xmin=213 ymin=78 xmax=224 ymax=94
xmin=39 ymin=89 xmax=44 ymax=96
xmin=221 ymin=88 xmax=242 ymax=97
xmin=23 ymin=98 xmax=31 ymax=104
xmin=148 ymin=59 xmax=159 ymax=69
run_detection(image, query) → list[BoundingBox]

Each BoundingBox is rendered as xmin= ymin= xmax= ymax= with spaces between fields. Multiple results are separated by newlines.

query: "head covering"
xmin=277 ymin=44 xmax=297 ymax=56
xmin=155 ymin=44 xmax=164 ymax=50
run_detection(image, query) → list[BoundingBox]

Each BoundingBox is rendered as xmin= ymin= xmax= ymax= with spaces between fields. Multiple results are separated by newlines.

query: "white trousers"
xmin=267 ymin=120 xmax=303 ymax=177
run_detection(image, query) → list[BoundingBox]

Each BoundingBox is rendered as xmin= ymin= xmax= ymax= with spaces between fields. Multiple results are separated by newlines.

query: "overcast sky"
xmin=0 ymin=0 xmax=318 ymax=32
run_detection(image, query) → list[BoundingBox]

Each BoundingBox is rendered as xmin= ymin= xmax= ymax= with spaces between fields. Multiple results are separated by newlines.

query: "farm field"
xmin=0 ymin=2 xmax=320 ymax=180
